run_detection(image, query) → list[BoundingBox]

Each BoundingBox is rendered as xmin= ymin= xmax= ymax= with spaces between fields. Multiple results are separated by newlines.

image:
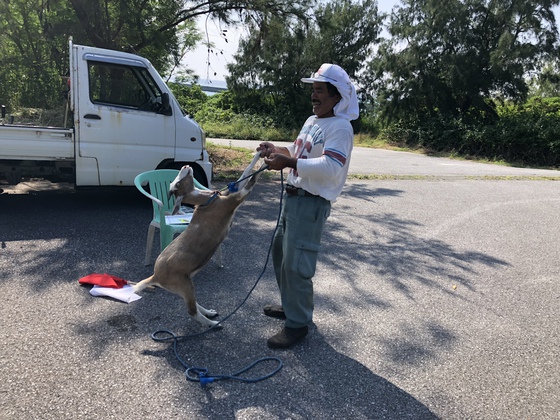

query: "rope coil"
xmin=151 ymin=330 xmax=283 ymax=387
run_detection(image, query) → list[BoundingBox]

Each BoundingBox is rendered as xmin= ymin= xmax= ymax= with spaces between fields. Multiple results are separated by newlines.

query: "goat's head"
xmin=169 ymin=166 xmax=195 ymax=214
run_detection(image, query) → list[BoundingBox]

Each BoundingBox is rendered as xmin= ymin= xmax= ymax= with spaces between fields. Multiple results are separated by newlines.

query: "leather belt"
xmin=285 ymin=185 xmax=318 ymax=197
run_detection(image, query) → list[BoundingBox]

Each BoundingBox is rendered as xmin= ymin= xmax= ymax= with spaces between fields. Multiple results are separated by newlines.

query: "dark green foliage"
xmin=530 ymin=61 xmax=560 ymax=97
xmin=0 ymin=0 xmax=312 ymax=111
xmin=227 ymin=0 xmax=382 ymax=130
xmin=369 ymin=0 xmax=559 ymax=125
xmin=497 ymin=100 xmax=560 ymax=166
xmin=366 ymin=0 xmax=560 ymax=167
xmin=382 ymin=98 xmax=560 ymax=167
xmin=169 ymin=83 xmax=208 ymax=117
xmin=0 ymin=0 xmax=74 ymax=108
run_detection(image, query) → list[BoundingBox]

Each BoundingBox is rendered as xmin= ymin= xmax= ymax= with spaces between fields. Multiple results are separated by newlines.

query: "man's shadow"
xmin=140 ymin=323 xmax=438 ymax=419
xmin=279 ymin=328 xmax=438 ymax=419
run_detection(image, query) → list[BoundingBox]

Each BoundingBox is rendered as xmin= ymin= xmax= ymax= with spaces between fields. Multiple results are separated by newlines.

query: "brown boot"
xmin=267 ymin=326 xmax=308 ymax=349
xmin=263 ymin=304 xmax=286 ymax=320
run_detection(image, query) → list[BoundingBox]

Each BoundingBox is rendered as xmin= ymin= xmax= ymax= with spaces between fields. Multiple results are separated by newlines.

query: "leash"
xmin=151 ymin=169 xmax=285 ymax=388
xmin=200 ymin=191 xmax=220 ymax=207
xmin=151 ymin=330 xmax=283 ymax=386
xmin=200 ymin=159 xmax=269 ymax=207
xmin=224 ymin=164 xmax=269 ymax=193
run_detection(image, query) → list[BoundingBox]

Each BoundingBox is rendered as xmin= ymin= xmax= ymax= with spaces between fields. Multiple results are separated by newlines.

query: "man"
xmin=257 ymin=63 xmax=359 ymax=349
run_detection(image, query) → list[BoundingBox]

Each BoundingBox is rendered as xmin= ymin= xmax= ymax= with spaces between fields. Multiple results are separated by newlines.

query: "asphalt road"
xmin=1 ymin=145 xmax=559 ymax=419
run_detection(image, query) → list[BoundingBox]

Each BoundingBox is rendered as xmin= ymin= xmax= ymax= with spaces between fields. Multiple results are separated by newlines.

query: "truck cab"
xmin=71 ymin=41 xmax=212 ymax=187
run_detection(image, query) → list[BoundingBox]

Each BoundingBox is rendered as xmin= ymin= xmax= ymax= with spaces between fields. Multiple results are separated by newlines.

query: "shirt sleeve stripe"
xmin=323 ymin=149 xmax=347 ymax=167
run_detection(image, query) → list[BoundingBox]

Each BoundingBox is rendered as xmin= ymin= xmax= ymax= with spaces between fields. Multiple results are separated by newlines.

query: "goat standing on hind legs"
xmin=133 ymin=154 xmax=266 ymax=327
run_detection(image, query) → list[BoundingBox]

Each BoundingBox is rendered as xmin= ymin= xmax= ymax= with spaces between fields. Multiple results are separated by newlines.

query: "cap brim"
xmin=301 ymin=76 xmax=330 ymax=83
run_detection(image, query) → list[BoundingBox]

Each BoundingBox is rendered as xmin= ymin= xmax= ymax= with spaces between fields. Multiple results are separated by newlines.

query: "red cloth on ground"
xmin=79 ymin=273 xmax=128 ymax=289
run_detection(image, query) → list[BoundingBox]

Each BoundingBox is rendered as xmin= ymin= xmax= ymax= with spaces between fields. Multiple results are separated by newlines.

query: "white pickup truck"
xmin=0 ymin=39 xmax=212 ymax=187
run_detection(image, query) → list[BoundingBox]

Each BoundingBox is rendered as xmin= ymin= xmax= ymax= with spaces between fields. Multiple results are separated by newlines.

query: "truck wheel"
xmin=166 ymin=163 xmax=209 ymax=188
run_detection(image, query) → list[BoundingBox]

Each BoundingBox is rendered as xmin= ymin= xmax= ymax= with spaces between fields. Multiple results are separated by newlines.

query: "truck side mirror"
xmin=161 ymin=93 xmax=171 ymax=115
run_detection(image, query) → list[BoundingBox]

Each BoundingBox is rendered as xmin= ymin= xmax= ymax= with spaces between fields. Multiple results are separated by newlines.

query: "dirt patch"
xmin=208 ymin=144 xmax=254 ymax=180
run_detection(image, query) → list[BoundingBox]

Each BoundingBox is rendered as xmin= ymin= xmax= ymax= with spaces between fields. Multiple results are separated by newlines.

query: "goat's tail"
xmin=132 ymin=275 xmax=155 ymax=294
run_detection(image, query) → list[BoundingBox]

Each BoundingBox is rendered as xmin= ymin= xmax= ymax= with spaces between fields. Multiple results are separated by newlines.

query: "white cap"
xmin=301 ymin=63 xmax=359 ymax=121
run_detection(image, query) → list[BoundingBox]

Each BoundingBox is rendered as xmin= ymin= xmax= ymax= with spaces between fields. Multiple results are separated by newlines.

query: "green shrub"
xmin=197 ymin=108 xmax=293 ymax=141
xmin=496 ymin=106 xmax=560 ymax=166
xmin=379 ymin=100 xmax=560 ymax=167
xmin=355 ymin=111 xmax=381 ymax=137
xmin=168 ymin=82 xmax=208 ymax=116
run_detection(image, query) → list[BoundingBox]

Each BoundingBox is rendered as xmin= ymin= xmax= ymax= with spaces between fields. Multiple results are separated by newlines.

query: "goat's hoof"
xmin=201 ymin=320 xmax=221 ymax=329
xmin=197 ymin=305 xmax=218 ymax=318
xmin=193 ymin=312 xmax=221 ymax=328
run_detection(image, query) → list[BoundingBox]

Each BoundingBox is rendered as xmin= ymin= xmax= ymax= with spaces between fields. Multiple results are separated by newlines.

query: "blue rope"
xmin=151 ymin=171 xmax=285 ymax=388
xmin=151 ymin=330 xmax=283 ymax=387
xmin=226 ymin=164 xmax=269 ymax=193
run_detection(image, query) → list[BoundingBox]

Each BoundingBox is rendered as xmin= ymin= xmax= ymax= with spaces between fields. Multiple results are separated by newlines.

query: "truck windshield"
xmin=88 ymin=61 xmax=169 ymax=114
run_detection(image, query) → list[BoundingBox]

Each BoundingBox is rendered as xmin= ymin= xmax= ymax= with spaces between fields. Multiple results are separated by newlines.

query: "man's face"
xmin=311 ymin=82 xmax=341 ymax=118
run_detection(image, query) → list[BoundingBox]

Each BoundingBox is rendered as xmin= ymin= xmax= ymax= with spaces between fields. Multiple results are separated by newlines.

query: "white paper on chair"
xmin=89 ymin=285 xmax=142 ymax=303
xmin=165 ymin=213 xmax=193 ymax=225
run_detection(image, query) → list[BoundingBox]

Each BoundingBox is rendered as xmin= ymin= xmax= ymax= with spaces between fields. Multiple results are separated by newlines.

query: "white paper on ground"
xmin=89 ymin=284 xmax=142 ymax=303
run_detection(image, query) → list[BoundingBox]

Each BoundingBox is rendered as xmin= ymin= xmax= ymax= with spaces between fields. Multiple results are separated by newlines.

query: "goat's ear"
xmin=171 ymin=195 xmax=184 ymax=215
xmin=168 ymin=178 xmax=181 ymax=195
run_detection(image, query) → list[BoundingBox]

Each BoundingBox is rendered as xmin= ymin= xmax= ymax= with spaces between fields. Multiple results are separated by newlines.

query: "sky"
xmin=185 ymin=16 xmax=243 ymax=84
xmin=184 ymin=1 xmax=560 ymax=84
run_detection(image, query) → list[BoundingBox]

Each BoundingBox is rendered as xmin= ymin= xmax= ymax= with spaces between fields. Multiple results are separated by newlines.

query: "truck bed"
xmin=0 ymin=124 xmax=74 ymax=161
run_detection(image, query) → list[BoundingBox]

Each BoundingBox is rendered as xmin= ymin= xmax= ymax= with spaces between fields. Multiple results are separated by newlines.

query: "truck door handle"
xmin=83 ymin=114 xmax=101 ymax=120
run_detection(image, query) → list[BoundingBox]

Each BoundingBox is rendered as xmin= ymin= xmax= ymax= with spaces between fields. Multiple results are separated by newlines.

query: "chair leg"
xmin=214 ymin=245 xmax=224 ymax=268
xmin=145 ymin=225 xmax=156 ymax=266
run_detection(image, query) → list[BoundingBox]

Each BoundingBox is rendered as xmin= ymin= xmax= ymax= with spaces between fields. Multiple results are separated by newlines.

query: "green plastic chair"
xmin=134 ymin=169 xmax=223 ymax=266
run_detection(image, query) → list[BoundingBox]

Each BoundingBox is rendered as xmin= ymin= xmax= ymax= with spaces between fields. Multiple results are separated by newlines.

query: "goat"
xmin=133 ymin=154 xmax=265 ymax=327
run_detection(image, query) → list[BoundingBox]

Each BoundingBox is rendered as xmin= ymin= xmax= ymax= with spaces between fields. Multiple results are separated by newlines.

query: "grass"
xmin=353 ymin=133 xmax=410 ymax=151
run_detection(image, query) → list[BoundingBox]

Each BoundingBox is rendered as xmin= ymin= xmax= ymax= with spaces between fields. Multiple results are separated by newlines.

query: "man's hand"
xmin=257 ymin=141 xmax=276 ymax=158
xmin=257 ymin=142 xmax=294 ymax=170
xmin=264 ymin=153 xmax=297 ymax=171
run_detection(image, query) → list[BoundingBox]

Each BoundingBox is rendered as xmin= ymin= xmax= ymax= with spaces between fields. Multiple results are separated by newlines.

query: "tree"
xmin=65 ymin=0 xmax=199 ymax=71
xmin=529 ymin=58 xmax=560 ymax=97
xmin=226 ymin=0 xmax=383 ymax=130
xmin=169 ymin=81 xmax=208 ymax=117
xmin=312 ymin=0 xmax=383 ymax=81
xmin=0 ymin=0 xmax=75 ymax=108
xmin=65 ymin=0 xmax=313 ymax=67
xmin=368 ymin=0 xmax=560 ymax=124
xmin=226 ymin=17 xmax=310 ymax=127
xmin=0 ymin=0 xmax=313 ymax=110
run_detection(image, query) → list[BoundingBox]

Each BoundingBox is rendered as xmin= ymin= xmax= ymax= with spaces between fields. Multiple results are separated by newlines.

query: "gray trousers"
xmin=272 ymin=194 xmax=331 ymax=328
